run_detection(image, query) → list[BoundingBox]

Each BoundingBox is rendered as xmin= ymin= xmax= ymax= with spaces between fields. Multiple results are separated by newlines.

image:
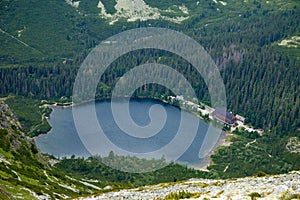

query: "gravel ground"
xmin=78 ymin=171 xmax=300 ymax=200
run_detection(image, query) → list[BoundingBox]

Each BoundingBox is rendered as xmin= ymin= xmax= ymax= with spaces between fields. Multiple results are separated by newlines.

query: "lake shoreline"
xmin=40 ymin=97 xmax=231 ymax=171
xmin=48 ymin=96 xmax=173 ymax=109
xmin=193 ymin=132 xmax=232 ymax=171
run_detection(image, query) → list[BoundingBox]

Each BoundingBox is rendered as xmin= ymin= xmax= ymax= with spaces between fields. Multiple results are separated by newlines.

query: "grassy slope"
xmin=209 ymin=128 xmax=300 ymax=178
xmin=0 ymin=0 xmax=89 ymax=63
xmin=5 ymin=96 xmax=51 ymax=137
xmin=0 ymin=0 xmax=298 ymax=64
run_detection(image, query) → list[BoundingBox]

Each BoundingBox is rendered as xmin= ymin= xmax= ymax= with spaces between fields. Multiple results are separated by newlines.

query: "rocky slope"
xmin=0 ymin=100 xmax=21 ymax=130
xmin=69 ymin=0 xmax=189 ymax=25
xmin=0 ymin=100 xmax=34 ymax=153
xmin=79 ymin=171 xmax=300 ymax=200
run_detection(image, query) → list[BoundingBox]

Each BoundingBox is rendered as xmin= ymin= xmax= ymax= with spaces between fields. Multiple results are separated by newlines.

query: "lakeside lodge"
xmin=169 ymin=95 xmax=263 ymax=134
xmin=211 ymin=107 xmax=237 ymax=126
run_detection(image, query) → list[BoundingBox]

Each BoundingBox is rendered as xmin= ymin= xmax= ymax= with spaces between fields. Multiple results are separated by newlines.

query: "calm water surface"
xmin=35 ymin=99 xmax=224 ymax=167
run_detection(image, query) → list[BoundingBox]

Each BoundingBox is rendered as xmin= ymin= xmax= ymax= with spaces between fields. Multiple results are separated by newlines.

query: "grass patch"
xmin=5 ymin=96 xmax=52 ymax=137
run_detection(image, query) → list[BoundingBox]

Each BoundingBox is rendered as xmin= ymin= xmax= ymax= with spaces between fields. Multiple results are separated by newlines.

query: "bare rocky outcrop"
xmin=0 ymin=100 xmax=22 ymax=131
xmin=66 ymin=0 xmax=189 ymax=25
xmin=286 ymin=137 xmax=300 ymax=154
xmin=0 ymin=101 xmax=34 ymax=151
xmin=79 ymin=171 xmax=300 ymax=200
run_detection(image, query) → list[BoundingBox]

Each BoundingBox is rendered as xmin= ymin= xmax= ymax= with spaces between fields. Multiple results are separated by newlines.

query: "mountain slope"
xmin=0 ymin=100 xmax=104 ymax=199
xmin=0 ymin=0 xmax=299 ymax=64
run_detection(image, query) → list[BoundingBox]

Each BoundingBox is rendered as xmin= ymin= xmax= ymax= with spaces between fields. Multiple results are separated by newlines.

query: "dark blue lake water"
xmin=35 ymin=98 xmax=224 ymax=168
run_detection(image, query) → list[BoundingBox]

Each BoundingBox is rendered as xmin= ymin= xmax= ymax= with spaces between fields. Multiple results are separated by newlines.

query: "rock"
xmin=78 ymin=171 xmax=300 ymax=200
xmin=103 ymin=185 xmax=113 ymax=190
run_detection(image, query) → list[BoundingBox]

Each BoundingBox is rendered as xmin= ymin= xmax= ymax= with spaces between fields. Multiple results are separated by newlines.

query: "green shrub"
xmin=164 ymin=190 xmax=192 ymax=200
xmin=0 ymin=129 xmax=10 ymax=151
xmin=254 ymin=171 xmax=267 ymax=177
xmin=249 ymin=192 xmax=261 ymax=200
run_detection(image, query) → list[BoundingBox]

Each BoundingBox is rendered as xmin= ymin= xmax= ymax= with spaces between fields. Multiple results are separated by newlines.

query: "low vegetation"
xmin=163 ymin=190 xmax=197 ymax=200
xmin=5 ymin=96 xmax=51 ymax=137
xmin=55 ymin=154 xmax=208 ymax=188
xmin=208 ymin=128 xmax=300 ymax=178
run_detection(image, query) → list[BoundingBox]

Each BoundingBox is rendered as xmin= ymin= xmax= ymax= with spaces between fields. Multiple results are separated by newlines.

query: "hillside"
xmin=0 ymin=0 xmax=299 ymax=64
xmin=0 ymin=100 xmax=106 ymax=199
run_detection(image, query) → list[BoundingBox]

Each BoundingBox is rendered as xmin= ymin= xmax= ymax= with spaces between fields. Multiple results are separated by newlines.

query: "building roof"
xmin=212 ymin=107 xmax=236 ymax=125
xmin=213 ymin=107 xmax=234 ymax=119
